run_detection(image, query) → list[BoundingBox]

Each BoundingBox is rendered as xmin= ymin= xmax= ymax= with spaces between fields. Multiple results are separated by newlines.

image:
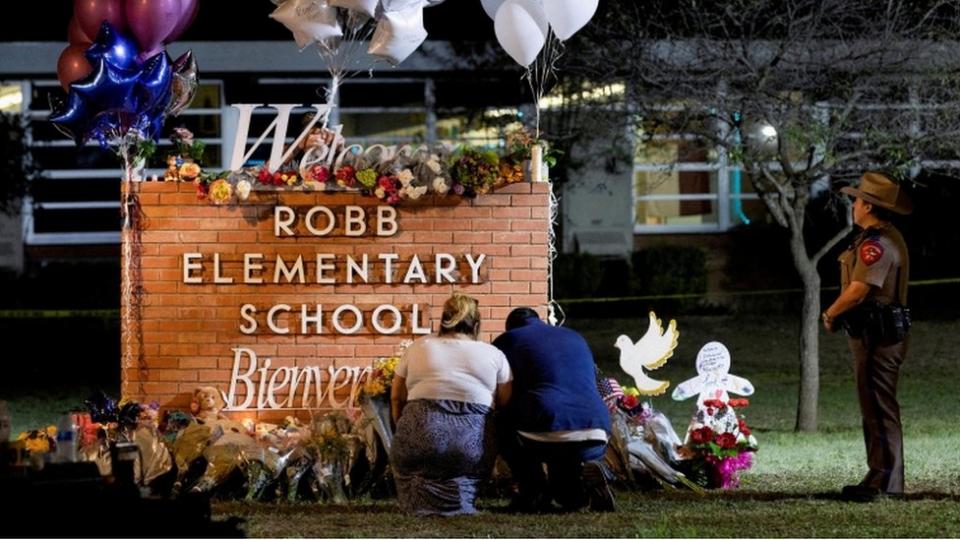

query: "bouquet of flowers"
xmin=449 ymin=147 xmax=500 ymax=197
xmin=680 ymin=398 xmax=757 ymax=489
xmin=362 ymin=355 xmax=400 ymax=398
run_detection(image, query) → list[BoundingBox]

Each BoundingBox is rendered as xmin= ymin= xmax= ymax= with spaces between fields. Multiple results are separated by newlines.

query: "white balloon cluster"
xmin=488 ymin=0 xmax=599 ymax=66
xmin=270 ymin=0 xmax=448 ymax=66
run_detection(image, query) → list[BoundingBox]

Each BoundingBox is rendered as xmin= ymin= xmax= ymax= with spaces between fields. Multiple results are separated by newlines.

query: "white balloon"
xmin=543 ymin=0 xmax=598 ymax=40
xmin=368 ymin=5 xmax=428 ymax=65
xmin=271 ymin=0 xmax=343 ymax=50
xmin=329 ymin=0 xmax=380 ymax=18
xmin=494 ymin=0 xmax=548 ymax=67
xmin=380 ymin=0 xmax=427 ymax=11
xmin=480 ymin=0 xmax=506 ymax=19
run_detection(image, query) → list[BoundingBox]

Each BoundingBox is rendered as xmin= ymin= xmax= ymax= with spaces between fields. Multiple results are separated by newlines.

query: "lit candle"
xmin=531 ymin=144 xmax=543 ymax=183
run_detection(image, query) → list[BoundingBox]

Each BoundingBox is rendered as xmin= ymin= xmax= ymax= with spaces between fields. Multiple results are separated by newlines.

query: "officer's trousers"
xmin=848 ymin=336 xmax=908 ymax=494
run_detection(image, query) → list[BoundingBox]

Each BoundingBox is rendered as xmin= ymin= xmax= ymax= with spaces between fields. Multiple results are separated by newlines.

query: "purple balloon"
xmin=68 ymin=17 xmax=93 ymax=46
xmin=164 ymin=0 xmax=199 ymax=44
xmin=125 ymin=0 xmax=181 ymax=55
xmin=74 ymin=0 xmax=127 ymax=41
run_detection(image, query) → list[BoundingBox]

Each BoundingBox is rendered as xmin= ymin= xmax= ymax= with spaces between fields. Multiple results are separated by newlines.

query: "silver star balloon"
xmin=271 ymin=0 xmax=343 ymax=50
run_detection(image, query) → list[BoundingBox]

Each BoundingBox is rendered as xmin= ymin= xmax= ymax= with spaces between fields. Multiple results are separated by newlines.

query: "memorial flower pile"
xmin=174 ymin=126 xmax=544 ymax=206
xmin=681 ymin=398 xmax=758 ymax=489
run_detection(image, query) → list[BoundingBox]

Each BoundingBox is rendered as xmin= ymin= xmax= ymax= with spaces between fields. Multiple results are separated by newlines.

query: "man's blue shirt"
xmin=493 ymin=318 xmax=611 ymax=434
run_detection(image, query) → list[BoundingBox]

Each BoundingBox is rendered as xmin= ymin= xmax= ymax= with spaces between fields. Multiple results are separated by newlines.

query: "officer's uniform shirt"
xmin=838 ymin=223 xmax=909 ymax=306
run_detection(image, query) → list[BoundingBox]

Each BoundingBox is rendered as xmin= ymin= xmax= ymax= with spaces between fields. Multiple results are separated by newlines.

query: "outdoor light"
xmin=760 ymin=124 xmax=778 ymax=138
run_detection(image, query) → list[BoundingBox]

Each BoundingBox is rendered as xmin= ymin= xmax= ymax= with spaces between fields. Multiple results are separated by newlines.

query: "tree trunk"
xmin=790 ymin=234 xmax=821 ymax=432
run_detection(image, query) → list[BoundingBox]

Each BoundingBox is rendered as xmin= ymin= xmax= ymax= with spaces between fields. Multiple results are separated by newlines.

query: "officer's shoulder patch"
xmin=859 ymin=240 xmax=884 ymax=266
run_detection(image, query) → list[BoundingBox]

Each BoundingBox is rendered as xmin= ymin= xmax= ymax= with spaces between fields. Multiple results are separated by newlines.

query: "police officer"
xmin=822 ymin=171 xmax=912 ymax=501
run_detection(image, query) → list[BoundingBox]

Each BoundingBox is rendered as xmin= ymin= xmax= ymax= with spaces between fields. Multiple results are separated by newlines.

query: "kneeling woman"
xmin=390 ymin=293 xmax=513 ymax=515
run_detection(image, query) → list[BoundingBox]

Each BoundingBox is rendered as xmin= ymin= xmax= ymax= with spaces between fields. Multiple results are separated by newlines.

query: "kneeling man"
xmin=493 ymin=307 xmax=615 ymax=512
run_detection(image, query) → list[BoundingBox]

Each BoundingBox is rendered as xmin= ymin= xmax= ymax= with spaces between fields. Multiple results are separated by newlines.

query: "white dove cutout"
xmin=671 ymin=341 xmax=754 ymax=406
xmin=615 ymin=311 xmax=680 ymax=396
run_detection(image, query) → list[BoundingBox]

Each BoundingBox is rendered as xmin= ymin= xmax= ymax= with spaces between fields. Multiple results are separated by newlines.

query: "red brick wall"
xmin=122 ymin=181 xmax=550 ymax=419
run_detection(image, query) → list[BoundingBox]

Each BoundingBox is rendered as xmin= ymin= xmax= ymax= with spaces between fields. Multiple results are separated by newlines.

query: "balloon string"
xmin=526 ymin=31 xmax=564 ymax=139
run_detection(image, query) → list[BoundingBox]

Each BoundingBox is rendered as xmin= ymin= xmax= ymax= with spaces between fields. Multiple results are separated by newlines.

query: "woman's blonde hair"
xmin=439 ymin=293 xmax=480 ymax=337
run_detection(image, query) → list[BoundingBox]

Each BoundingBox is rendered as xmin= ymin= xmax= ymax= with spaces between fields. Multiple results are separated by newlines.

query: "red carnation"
xmin=335 ymin=166 xmax=356 ymax=186
xmin=311 ymin=166 xmax=331 ymax=183
xmin=690 ymin=426 xmax=714 ymax=444
xmin=257 ymin=168 xmax=272 ymax=184
xmin=621 ymin=395 xmax=639 ymax=409
xmin=716 ymin=432 xmax=738 ymax=449
xmin=378 ymin=175 xmax=397 ymax=191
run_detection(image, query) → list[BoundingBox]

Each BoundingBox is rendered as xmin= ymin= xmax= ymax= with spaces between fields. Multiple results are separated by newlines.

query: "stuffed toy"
xmin=191 ymin=386 xmax=224 ymax=424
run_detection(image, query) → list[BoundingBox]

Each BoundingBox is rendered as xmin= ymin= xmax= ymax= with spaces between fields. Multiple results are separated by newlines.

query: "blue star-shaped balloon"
xmin=85 ymin=21 xmax=139 ymax=71
xmin=71 ymin=58 xmax=140 ymax=112
xmin=49 ymin=92 xmax=93 ymax=144
xmin=51 ymin=21 xmax=176 ymax=146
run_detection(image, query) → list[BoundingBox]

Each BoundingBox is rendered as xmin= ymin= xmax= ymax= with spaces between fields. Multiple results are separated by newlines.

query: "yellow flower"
xmin=623 ymin=387 xmax=640 ymax=397
xmin=179 ymin=162 xmax=201 ymax=180
xmin=208 ymin=179 xmax=233 ymax=205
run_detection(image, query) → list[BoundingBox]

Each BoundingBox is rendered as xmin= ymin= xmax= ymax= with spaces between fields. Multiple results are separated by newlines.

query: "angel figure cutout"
xmin=671 ymin=341 xmax=754 ymax=406
xmin=615 ymin=311 xmax=680 ymax=396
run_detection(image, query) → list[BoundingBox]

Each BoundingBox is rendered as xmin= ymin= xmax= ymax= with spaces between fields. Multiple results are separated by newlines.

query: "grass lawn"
xmin=212 ymin=314 xmax=960 ymax=537
xmin=4 ymin=313 xmax=960 ymax=536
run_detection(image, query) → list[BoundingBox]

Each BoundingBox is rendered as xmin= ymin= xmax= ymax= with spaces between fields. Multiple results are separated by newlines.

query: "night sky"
xmin=2 ymin=1 xmax=495 ymax=43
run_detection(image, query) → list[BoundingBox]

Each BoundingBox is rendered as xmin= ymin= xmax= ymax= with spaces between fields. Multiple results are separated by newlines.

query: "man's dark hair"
xmin=505 ymin=307 xmax=540 ymax=331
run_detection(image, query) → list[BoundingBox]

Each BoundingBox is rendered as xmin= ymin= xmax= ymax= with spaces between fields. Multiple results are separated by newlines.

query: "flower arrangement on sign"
xmin=163 ymin=126 xmax=543 ymax=206
xmin=680 ymin=397 xmax=758 ymax=489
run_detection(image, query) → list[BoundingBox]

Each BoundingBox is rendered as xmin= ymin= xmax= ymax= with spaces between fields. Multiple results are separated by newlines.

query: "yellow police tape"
xmin=0 ymin=278 xmax=958 ymax=316
xmin=555 ymin=277 xmax=960 ymax=305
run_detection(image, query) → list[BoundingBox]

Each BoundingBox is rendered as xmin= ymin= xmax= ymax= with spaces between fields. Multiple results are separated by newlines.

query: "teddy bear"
xmin=163 ymin=155 xmax=180 ymax=182
xmin=191 ymin=386 xmax=224 ymax=424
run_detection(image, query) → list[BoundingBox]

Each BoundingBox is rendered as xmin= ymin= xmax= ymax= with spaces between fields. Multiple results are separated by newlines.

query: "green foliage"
xmin=553 ymin=250 xmax=604 ymax=298
xmin=449 ymin=147 xmax=499 ymax=191
xmin=0 ymin=113 xmax=37 ymax=215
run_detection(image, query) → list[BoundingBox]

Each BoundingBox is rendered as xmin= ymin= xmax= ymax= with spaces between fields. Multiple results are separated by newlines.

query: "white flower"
xmin=432 ymin=176 xmax=449 ymax=194
xmin=407 ymin=185 xmax=428 ymax=200
xmin=426 ymin=159 xmax=442 ymax=174
xmin=397 ymin=169 xmax=415 ymax=187
xmin=236 ymin=180 xmax=252 ymax=201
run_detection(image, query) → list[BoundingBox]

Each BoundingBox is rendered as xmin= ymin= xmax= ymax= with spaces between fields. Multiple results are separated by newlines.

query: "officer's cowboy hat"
xmin=841 ymin=172 xmax=913 ymax=215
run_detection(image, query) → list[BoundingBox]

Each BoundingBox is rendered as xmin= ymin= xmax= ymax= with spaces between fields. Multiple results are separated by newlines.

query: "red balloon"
xmin=74 ymin=0 xmax=127 ymax=41
xmin=68 ymin=17 xmax=93 ymax=46
xmin=57 ymin=44 xmax=93 ymax=91
xmin=164 ymin=0 xmax=199 ymax=44
xmin=125 ymin=0 xmax=181 ymax=55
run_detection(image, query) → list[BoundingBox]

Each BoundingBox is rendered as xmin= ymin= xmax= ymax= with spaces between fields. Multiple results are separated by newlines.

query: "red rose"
xmin=716 ymin=432 xmax=738 ymax=449
xmin=738 ymin=419 xmax=751 ymax=436
xmin=705 ymin=399 xmax=725 ymax=409
xmin=690 ymin=426 xmax=714 ymax=444
xmin=195 ymin=183 xmax=208 ymax=199
xmin=621 ymin=395 xmax=639 ymax=409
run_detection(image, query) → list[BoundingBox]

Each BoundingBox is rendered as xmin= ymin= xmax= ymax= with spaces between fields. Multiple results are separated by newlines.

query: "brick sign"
xmin=122 ymin=182 xmax=550 ymax=420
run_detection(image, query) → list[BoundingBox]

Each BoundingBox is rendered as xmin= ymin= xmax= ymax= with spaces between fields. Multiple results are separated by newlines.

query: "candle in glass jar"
xmin=531 ymin=144 xmax=543 ymax=183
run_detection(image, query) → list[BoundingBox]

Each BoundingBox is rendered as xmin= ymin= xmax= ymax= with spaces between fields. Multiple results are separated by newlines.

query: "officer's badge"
xmin=859 ymin=240 xmax=884 ymax=265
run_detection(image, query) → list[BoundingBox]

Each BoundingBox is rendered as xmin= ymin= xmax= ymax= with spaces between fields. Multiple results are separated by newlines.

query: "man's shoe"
xmin=841 ymin=484 xmax=881 ymax=502
xmin=581 ymin=460 xmax=616 ymax=512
